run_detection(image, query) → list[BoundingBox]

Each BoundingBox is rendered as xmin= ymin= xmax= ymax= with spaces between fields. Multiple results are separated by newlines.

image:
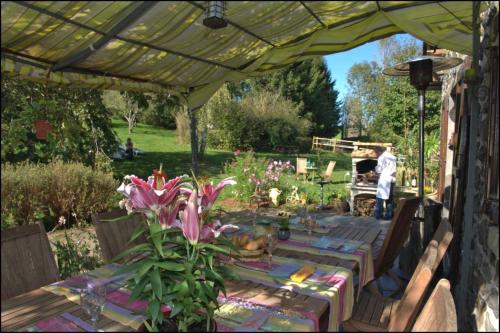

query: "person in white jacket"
xmin=373 ymin=146 xmax=397 ymax=220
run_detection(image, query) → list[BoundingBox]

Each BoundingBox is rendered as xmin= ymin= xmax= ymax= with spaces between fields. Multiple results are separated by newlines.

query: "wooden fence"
xmin=311 ymin=136 xmax=393 ymax=152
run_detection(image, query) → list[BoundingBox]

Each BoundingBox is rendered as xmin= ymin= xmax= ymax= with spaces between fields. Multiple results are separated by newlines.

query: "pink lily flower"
xmin=182 ymin=177 xmax=236 ymax=210
xmin=200 ymin=220 xmax=239 ymax=241
xmin=179 ymin=190 xmax=200 ymax=245
xmin=124 ymin=175 xmax=185 ymax=212
xmin=158 ymin=200 xmax=185 ymax=229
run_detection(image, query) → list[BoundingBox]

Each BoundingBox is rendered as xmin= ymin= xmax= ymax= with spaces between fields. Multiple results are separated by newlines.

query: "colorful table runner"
xmin=36 ymin=263 xmax=317 ymax=332
xmin=228 ymin=255 xmax=354 ymax=332
xmin=276 ymin=233 xmax=374 ymax=298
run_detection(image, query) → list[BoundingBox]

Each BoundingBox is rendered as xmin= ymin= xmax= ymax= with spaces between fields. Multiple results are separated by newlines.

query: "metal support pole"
xmin=319 ymin=183 xmax=324 ymax=209
xmin=418 ymin=89 xmax=426 ymax=218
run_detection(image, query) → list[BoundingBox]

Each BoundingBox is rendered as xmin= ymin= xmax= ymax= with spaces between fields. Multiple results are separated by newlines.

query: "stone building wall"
xmin=454 ymin=3 xmax=499 ymax=331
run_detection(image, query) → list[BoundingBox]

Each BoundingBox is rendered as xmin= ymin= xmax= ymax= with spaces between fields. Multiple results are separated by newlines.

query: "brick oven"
xmin=347 ymin=148 xmax=380 ymax=216
xmin=346 ymin=144 xmax=416 ymax=216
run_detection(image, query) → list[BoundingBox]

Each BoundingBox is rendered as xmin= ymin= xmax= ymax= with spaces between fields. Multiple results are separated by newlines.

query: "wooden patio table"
xmin=2 ymin=216 xmax=380 ymax=332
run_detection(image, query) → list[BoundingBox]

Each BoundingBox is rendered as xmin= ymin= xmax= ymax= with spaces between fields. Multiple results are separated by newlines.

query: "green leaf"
xmin=111 ymin=243 xmax=151 ymax=263
xmin=149 ymin=224 xmax=164 ymax=257
xmin=129 ymin=277 xmax=148 ymax=302
xmin=100 ymin=214 xmax=139 ymax=222
xmin=151 ymin=267 xmax=162 ymax=300
xmin=197 ymin=243 xmax=231 ymax=255
xmin=169 ymin=303 xmax=184 ymax=318
xmin=154 ymin=261 xmax=185 ymax=271
xmin=174 ymin=280 xmax=189 ymax=297
xmin=113 ymin=261 xmax=144 ymax=276
xmin=149 ymin=299 xmax=160 ymax=324
xmin=128 ymin=225 xmax=146 ymax=245
xmin=137 ymin=260 xmax=155 ymax=278
xmin=205 ymin=269 xmax=224 ymax=285
xmin=206 ymin=254 xmax=214 ymax=270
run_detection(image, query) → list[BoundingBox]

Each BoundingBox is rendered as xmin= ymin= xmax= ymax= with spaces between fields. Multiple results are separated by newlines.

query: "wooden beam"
xmin=299 ymin=1 xmax=326 ymax=28
xmin=52 ymin=1 xmax=158 ymax=71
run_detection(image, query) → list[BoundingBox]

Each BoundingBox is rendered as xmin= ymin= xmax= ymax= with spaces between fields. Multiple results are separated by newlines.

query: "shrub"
xmin=1 ymin=161 xmax=119 ymax=228
xmin=51 ymin=227 xmax=103 ymax=279
xmin=206 ymin=87 xmax=311 ymax=151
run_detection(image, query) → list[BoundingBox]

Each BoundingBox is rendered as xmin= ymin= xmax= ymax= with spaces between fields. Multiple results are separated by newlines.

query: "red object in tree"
xmin=34 ymin=120 xmax=51 ymax=140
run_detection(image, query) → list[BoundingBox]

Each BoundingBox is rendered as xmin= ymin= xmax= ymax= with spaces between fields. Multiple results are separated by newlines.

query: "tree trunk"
xmin=187 ymin=106 xmax=200 ymax=176
xmin=199 ymin=125 xmax=208 ymax=161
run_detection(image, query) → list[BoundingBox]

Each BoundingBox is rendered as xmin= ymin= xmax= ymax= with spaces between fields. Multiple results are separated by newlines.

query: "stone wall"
xmin=454 ymin=3 xmax=499 ymax=331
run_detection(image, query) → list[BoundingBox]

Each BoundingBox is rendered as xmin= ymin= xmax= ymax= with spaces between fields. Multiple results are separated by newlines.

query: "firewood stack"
xmin=353 ymin=194 xmax=377 ymax=216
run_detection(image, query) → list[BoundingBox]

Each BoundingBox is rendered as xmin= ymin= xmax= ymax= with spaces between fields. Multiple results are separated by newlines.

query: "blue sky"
xmin=324 ymin=33 xmax=416 ymax=102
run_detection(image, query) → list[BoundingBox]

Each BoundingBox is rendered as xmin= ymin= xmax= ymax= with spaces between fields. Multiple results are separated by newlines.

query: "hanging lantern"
xmin=203 ymin=1 xmax=227 ymax=29
xmin=34 ymin=120 xmax=51 ymax=140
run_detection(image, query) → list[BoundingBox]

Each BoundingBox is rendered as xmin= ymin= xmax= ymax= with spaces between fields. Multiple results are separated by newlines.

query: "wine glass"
xmin=305 ymin=214 xmax=316 ymax=242
xmin=80 ymin=282 xmax=106 ymax=331
xmin=266 ymin=232 xmax=275 ymax=269
xmin=251 ymin=204 xmax=259 ymax=228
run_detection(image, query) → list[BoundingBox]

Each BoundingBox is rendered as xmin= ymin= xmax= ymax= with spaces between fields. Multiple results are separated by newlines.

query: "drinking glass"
xmin=80 ymin=282 xmax=106 ymax=331
xmin=305 ymin=214 xmax=316 ymax=242
xmin=266 ymin=232 xmax=275 ymax=269
xmin=252 ymin=205 xmax=259 ymax=228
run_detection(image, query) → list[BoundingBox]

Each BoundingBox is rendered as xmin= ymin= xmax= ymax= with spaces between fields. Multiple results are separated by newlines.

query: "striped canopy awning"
xmin=1 ymin=1 xmax=485 ymax=108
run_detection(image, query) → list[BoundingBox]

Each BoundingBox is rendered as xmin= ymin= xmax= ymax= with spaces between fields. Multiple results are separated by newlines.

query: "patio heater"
xmin=383 ymin=56 xmax=463 ymax=217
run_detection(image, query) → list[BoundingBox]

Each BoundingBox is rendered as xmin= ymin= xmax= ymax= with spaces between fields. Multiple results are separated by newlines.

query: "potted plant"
xmin=34 ymin=119 xmax=51 ymax=140
xmin=277 ymin=217 xmax=290 ymax=240
xmin=114 ymin=167 xmax=239 ymax=332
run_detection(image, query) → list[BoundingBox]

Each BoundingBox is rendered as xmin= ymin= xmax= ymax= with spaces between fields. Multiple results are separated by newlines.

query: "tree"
xmin=141 ymin=93 xmax=180 ymax=129
xmin=229 ymin=57 xmax=342 ymax=137
xmin=346 ymin=61 xmax=382 ymax=130
xmin=1 ymin=77 xmax=117 ymax=166
xmin=102 ymin=91 xmax=149 ymax=133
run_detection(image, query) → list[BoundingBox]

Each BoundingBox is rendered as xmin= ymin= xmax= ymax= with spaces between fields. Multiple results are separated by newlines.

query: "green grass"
xmin=111 ymin=118 xmax=353 ymax=206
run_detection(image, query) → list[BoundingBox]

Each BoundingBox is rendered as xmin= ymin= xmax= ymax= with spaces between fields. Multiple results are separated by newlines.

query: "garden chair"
xmin=342 ymin=219 xmax=453 ymax=332
xmin=371 ymin=196 xmax=420 ymax=292
xmin=296 ymin=157 xmax=308 ymax=180
xmin=1 ymin=222 xmax=59 ymax=300
xmin=92 ymin=209 xmax=147 ymax=263
xmin=411 ymin=278 xmax=457 ymax=332
xmin=320 ymin=160 xmax=336 ymax=182
xmin=316 ymin=161 xmax=336 ymax=208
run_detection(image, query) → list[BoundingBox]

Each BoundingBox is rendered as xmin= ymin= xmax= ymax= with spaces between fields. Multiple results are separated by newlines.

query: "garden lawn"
xmin=112 ymin=118 xmax=353 ymax=208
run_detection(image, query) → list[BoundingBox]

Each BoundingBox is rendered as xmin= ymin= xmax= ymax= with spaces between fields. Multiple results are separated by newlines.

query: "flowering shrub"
xmin=223 ymin=151 xmax=295 ymax=205
xmin=114 ymin=167 xmax=238 ymax=332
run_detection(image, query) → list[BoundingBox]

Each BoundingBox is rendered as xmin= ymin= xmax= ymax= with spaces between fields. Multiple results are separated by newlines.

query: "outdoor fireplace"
xmin=346 ymin=144 xmax=416 ymax=216
xmin=347 ymin=148 xmax=380 ymax=216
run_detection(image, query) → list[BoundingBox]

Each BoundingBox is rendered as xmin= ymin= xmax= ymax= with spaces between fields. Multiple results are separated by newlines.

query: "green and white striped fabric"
xmin=1 ymin=1 xmax=486 ymax=108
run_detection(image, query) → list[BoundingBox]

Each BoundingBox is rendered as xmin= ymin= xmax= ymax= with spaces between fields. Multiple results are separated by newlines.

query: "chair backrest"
xmin=324 ymin=160 xmax=336 ymax=179
xmin=411 ymin=279 xmax=457 ymax=332
xmin=296 ymin=157 xmax=307 ymax=175
xmin=388 ymin=219 xmax=453 ymax=332
xmin=1 ymin=222 xmax=59 ymax=300
xmin=92 ymin=209 xmax=148 ymax=263
xmin=374 ymin=196 xmax=420 ymax=277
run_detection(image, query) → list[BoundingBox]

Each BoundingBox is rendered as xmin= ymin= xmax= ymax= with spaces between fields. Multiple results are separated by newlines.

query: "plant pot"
xmin=156 ymin=318 xmax=217 ymax=332
xmin=34 ymin=120 xmax=51 ymax=140
xmin=277 ymin=228 xmax=290 ymax=240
